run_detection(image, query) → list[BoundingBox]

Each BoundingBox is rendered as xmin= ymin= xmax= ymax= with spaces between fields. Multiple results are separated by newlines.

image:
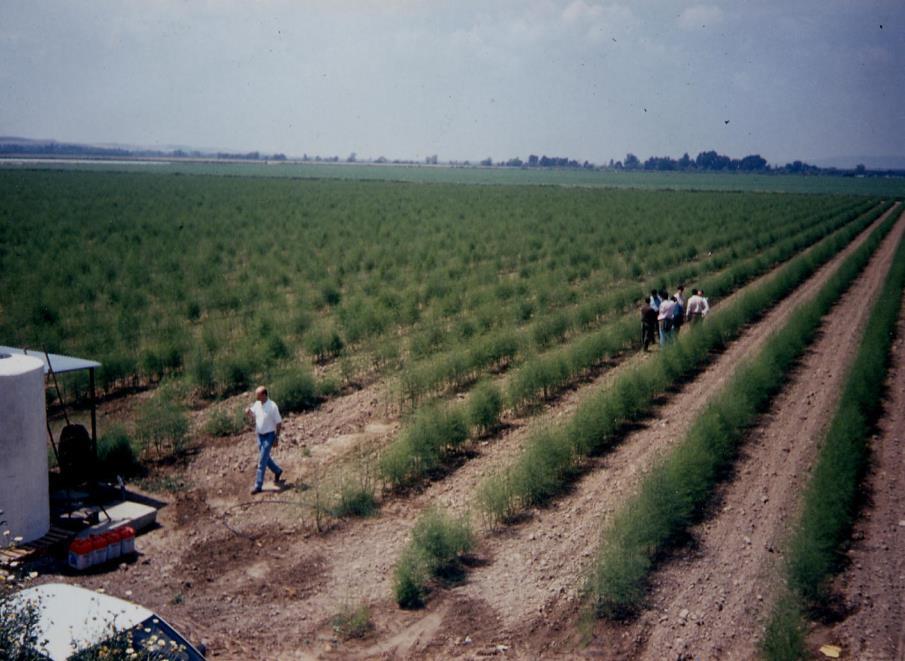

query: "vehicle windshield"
xmin=67 ymin=615 xmax=204 ymax=660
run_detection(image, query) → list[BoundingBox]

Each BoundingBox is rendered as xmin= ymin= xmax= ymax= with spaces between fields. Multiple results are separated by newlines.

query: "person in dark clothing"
xmin=670 ymin=295 xmax=684 ymax=339
xmin=674 ymin=285 xmax=686 ymax=309
xmin=641 ymin=299 xmax=658 ymax=351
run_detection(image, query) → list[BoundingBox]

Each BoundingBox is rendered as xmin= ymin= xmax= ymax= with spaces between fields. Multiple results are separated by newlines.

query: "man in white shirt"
xmin=657 ymin=291 xmax=675 ymax=347
xmin=245 ymin=385 xmax=284 ymax=494
xmin=686 ymin=289 xmax=710 ymax=324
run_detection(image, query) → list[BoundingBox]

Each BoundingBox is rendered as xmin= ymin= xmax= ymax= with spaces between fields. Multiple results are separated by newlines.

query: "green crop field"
xmin=3 ymin=159 xmax=905 ymax=196
xmin=3 ymin=165 xmax=902 ymax=658
xmin=0 ymin=169 xmax=879 ymax=406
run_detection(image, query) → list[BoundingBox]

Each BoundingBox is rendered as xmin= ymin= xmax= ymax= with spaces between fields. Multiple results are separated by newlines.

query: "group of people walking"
xmin=640 ymin=285 xmax=710 ymax=351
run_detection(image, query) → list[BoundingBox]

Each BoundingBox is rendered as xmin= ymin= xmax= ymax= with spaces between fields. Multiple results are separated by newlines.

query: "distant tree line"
xmin=487 ymin=150 xmax=895 ymax=176
xmin=213 ymin=151 xmax=286 ymax=161
xmin=612 ymin=150 xmax=770 ymax=172
xmin=215 ymin=150 xmax=284 ymax=161
xmin=1 ymin=138 xmax=898 ymax=176
xmin=0 ymin=141 xmax=173 ymax=158
xmin=504 ymin=150 xmax=773 ymax=172
xmin=0 ymin=139 xmax=286 ymax=161
xmin=473 ymin=155 xmax=595 ymax=169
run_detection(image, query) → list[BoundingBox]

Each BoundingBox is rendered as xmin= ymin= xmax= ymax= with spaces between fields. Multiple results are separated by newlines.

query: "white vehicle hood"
xmin=12 ymin=582 xmax=153 ymax=660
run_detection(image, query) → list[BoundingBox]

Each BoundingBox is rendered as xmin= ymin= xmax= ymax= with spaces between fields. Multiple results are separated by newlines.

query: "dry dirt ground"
xmin=30 ymin=205 xmax=905 ymax=660
xmin=806 ymin=288 xmax=905 ymax=660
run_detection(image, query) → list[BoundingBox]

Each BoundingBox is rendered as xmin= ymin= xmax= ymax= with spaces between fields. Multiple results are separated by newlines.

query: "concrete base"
xmin=76 ymin=501 xmax=157 ymax=538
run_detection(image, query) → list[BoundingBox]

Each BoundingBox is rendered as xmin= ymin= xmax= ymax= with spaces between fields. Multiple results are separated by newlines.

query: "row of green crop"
xmin=394 ymin=198 xmax=874 ymax=408
xmin=376 ymin=201 xmax=888 ymax=491
xmin=379 ymin=381 xmax=504 ymax=488
xmin=397 ymin=331 xmax=519 ymax=408
xmin=588 ymin=204 xmax=899 ymax=619
xmin=760 ymin=218 xmax=905 ymax=660
xmin=474 ymin=200 xmax=895 ymax=527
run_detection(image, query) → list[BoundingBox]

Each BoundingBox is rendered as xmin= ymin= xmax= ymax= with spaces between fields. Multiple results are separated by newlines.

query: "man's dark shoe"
xmin=250 ymin=486 xmax=262 ymax=495
xmin=274 ymin=469 xmax=284 ymax=484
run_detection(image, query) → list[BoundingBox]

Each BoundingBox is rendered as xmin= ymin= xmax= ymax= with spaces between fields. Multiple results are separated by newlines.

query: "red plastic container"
xmin=67 ymin=538 xmax=93 ymax=571
xmin=120 ymin=526 xmax=136 ymax=555
xmin=89 ymin=534 xmax=108 ymax=566
xmin=104 ymin=531 xmax=122 ymax=560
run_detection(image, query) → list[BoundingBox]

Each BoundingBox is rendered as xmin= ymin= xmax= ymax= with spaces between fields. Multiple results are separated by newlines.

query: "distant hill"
xmin=0 ymin=136 xmax=56 ymax=146
xmin=0 ymin=136 xmax=173 ymax=157
xmin=0 ymin=136 xmax=286 ymax=161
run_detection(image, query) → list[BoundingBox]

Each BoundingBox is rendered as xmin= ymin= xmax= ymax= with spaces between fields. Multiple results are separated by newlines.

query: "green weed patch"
xmin=392 ymin=509 xmax=474 ymax=608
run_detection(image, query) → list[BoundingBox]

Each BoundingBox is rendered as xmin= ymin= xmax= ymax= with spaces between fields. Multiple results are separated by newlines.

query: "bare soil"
xmin=29 ymin=205 xmax=905 ymax=660
xmin=806 ymin=289 xmax=905 ymax=660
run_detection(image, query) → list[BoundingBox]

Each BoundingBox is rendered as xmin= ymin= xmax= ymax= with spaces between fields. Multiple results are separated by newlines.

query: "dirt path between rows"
xmin=342 ymin=211 xmax=901 ymax=659
xmin=807 ymin=289 xmax=905 ymax=660
xmin=589 ymin=208 xmax=905 ymax=660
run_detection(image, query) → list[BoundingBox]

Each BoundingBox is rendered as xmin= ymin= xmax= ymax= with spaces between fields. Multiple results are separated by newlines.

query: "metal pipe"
xmin=89 ymin=368 xmax=97 ymax=450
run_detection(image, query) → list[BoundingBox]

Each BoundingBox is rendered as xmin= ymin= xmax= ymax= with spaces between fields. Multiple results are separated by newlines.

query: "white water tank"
xmin=0 ymin=353 xmax=50 ymax=545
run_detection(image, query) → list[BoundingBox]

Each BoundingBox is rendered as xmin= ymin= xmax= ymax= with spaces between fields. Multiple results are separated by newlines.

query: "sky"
xmin=1 ymin=0 xmax=903 ymax=166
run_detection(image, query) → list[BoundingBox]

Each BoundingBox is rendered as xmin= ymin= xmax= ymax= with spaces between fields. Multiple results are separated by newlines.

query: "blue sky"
xmin=1 ymin=0 xmax=903 ymax=165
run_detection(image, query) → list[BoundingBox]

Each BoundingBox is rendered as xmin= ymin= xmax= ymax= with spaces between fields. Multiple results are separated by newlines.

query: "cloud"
xmin=562 ymin=0 xmax=604 ymax=23
xmin=677 ymin=4 xmax=724 ymax=30
xmin=560 ymin=1 xmax=638 ymax=44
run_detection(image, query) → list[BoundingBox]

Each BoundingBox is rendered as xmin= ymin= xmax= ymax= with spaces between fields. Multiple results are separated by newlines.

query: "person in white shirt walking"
xmin=245 ymin=385 xmax=284 ymax=494
xmin=685 ymin=288 xmax=710 ymax=324
xmin=657 ymin=290 xmax=675 ymax=347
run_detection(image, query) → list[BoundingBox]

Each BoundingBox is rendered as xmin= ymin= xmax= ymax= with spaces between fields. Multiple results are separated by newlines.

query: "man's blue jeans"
xmin=255 ymin=431 xmax=282 ymax=489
